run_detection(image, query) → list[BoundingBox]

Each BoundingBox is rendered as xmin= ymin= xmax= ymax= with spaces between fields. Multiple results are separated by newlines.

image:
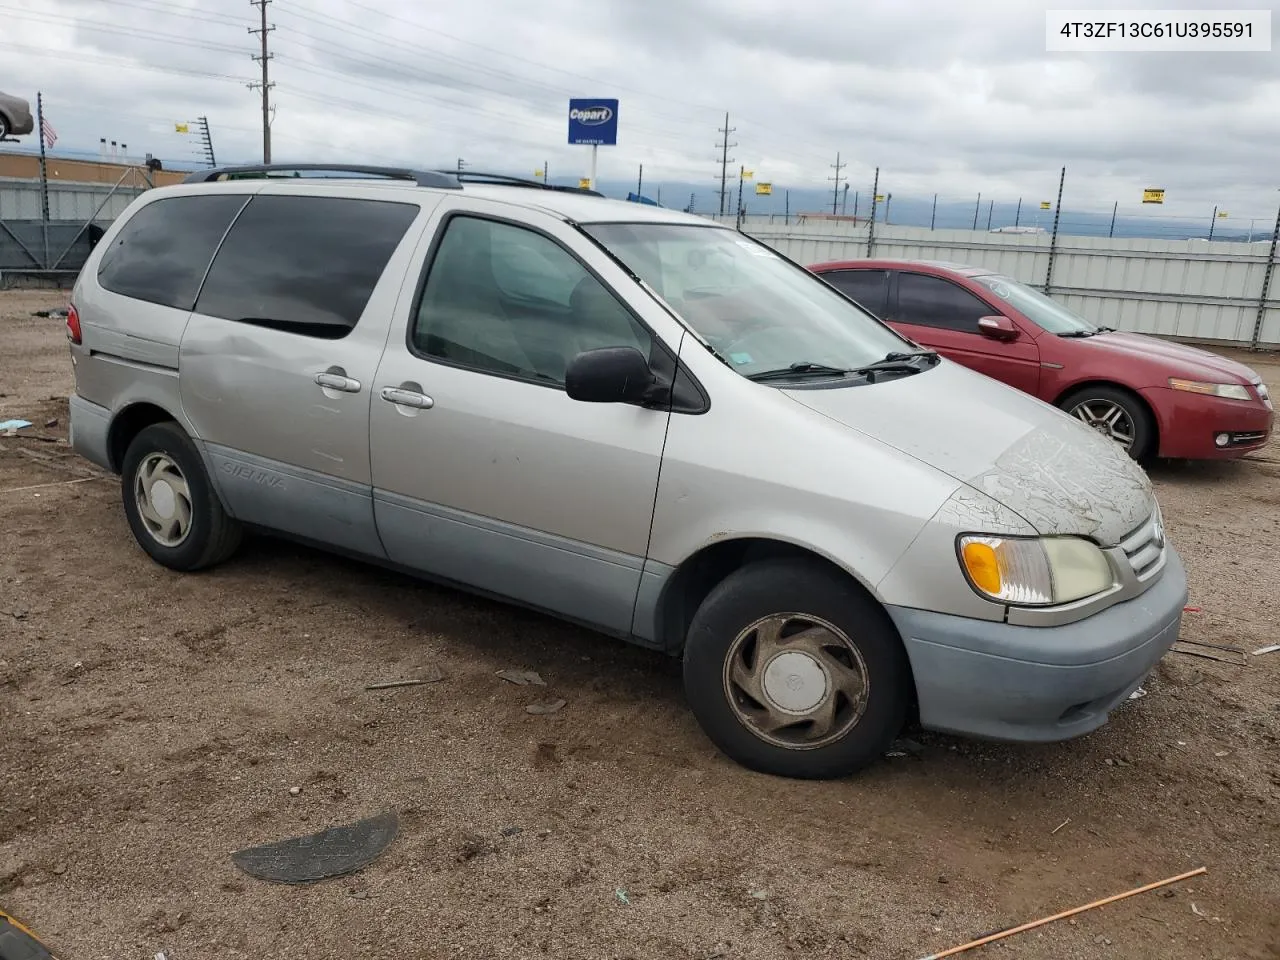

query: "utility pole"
xmin=637 ymin=163 xmax=643 ymax=199
xmin=972 ymin=192 xmax=981 ymax=230
xmin=248 ymin=0 xmax=274 ymax=163
xmin=785 ymin=189 xmax=790 ymax=224
xmin=829 ymin=151 xmax=845 ymax=215
xmin=886 ymin=192 xmax=894 ymax=225
xmin=1014 ymin=197 xmax=1022 ymax=227
xmin=1209 ymin=205 xmax=1218 ymax=240
xmin=542 ymin=161 xmax=548 ymax=184
xmin=1109 ymin=200 xmax=1118 ymax=238
xmin=841 ymin=182 xmax=850 ymax=215
xmin=715 ymin=113 xmax=736 ymax=217
xmin=986 ymin=199 xmax=993 ymax=230
xmin=456 ymin=157 xmax=465 ymax=172
xmin=930 ymin=193 xmax=938 ymax=230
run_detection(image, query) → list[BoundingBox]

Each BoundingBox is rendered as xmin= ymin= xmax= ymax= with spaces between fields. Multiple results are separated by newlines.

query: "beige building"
xmin=0 ymin=151 xmax=188 ymax=187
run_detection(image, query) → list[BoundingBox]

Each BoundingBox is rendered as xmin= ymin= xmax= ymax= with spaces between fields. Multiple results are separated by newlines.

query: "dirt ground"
xmin=1 ymin=288 xmax=1278 ymax=960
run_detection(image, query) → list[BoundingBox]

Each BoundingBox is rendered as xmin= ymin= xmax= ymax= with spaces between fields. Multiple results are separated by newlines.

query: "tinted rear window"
xmin=97 ymin=194 xmax=246 ymax=310
xmin=823 ymin=269 xmax=888 ymax=315
xmin=194 ymin=195 xmax=419 ymax=339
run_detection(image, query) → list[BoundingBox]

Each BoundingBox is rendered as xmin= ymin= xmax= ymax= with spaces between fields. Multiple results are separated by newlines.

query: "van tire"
xmin=682 ymin=558 xmax=909 ymax=780
xmin=121 ymin=422 xmax=242 ymax=571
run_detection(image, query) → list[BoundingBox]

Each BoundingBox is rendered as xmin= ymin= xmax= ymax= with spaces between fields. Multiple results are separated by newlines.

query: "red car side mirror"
xmin=977 ymin=315 xmax=1020 ymax=342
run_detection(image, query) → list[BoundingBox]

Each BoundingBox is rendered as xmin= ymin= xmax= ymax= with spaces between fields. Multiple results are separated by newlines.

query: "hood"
xmin=784 ymin=360 xmax=1155 ymax=546
xmin=1083 ymin=331 xmax=1264 ymax=384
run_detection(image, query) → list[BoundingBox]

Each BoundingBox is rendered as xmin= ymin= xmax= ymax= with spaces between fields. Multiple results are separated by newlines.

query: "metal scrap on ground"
xmin=230 ymin=812 xmax=399 ymax=885
xmin=496 ymin=669 xmax=546 ymax=686
xmin=525 ymin=699 xmax=567 ymax=715
xmin=365 ymin=667 xmax=444 ymax=690
xmin=916 ymin=866 xmax=1208 ymax=959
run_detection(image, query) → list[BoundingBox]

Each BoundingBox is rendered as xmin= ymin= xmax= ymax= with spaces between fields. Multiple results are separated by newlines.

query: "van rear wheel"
xmin=682 ymin=558 xmax=910 ymax=779
xmin=121 ymin=422 xmax=242 ymax=571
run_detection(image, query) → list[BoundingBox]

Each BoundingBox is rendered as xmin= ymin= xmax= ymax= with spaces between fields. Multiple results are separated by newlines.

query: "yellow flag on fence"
xmin=741 ymin=169 xmax=754 ymax=179
xmin=755 ymin=182 xmax=772 ymax=195
xmin=174 ymin=123 xmax=190 ymax=134
xmin=1040 ymin=201 xmax=1052 ymax=210
xmin=874 ymin=194 xmax=885 ymax=202
xmin=534 ymin=169 xmax=544 ymax=178
xmin=578 ymin=178 xmax=592 ymax=189
xmin=1142 ymin=188 xmax=1165 ymax=204
xmin=1217 ymin=210 xmax=1229 ymax=218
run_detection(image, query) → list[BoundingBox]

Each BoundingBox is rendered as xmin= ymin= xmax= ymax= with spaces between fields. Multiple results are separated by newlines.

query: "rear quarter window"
xmin=194 ymin=195 xmax=420 ymax=339
xmin=96 ymin=194 xmax=247 ymax=310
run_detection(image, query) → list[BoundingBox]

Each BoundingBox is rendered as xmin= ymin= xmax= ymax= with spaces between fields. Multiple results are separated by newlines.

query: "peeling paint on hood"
xmin=784 ymin=360 xmax=1155 ymax=546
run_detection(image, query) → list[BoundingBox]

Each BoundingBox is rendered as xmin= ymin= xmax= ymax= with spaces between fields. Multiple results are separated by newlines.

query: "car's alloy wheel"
xmin=1068 ymin=398 xmax=1136 ymax=450
xmin=1059 ymin=385 xmax=1154 ymax=461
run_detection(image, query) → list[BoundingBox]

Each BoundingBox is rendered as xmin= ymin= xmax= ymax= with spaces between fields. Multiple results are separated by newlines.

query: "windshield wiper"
xmin=1058 ymin=329 xmax=1100 ymax=338
xmin=849 ymin=350 xmax=940 ymax=380
xmin=1094 ymin=325 xmax=1116 ymax=333
xmin=747 ymin=362 xmax=854 ymax=382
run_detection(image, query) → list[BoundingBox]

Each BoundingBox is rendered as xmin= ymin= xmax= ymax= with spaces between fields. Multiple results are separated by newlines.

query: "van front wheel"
xmin=682 ymin=558 xmax=910 ymax=779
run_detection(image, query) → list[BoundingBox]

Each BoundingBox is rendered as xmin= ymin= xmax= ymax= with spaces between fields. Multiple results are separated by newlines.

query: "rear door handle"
xmin=315 ymin=371 xmax=362 ymax=393
xmin=380 ymin=387 xmax=434 ymax=409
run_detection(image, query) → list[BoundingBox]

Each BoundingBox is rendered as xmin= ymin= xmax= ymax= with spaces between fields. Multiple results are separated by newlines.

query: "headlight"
xmin=958 ymin=535 xmax=1114 ymax=606
xmin=1168 ymin=378 xmax=1252 ymax=401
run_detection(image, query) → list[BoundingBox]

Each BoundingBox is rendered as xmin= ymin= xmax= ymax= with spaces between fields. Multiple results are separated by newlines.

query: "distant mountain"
xmin=6 ymin=143 xmax=1271 ymax=243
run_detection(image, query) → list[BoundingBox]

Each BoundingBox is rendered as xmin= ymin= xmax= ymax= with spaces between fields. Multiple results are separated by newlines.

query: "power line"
xmin=716 ymin=113 xmax=736 ymax=217
xmin=248 ymin=0 xmax=275 ymax=163
xmin=0 ymin=6 xmax=249 ymax=55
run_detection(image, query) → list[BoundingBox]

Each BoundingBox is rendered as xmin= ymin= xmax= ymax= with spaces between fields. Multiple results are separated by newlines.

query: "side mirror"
xmin=565 ymin=346 xmax=662 ymax=405
xmin=977 ymin=315 xmax=1020 ymax=342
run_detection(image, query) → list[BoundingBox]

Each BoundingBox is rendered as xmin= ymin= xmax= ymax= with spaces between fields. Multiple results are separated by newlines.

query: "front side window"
xmin=195 ymin=195 xmax=419 ymax=339
xmin=97 ymin=194 xmax=246 ymax=310
xmin=893 ymin=273 xmax=994 ymax=332
xmin=971 ymin=274 xmax=1097 ymax=335
xmin=581 ymin=224 xmax=912 ymax=380
xmin=412 ymin=216 xmax=651 ymax=385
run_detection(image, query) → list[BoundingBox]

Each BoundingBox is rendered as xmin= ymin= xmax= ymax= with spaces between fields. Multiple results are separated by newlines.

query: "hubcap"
xmin=134 ymin=453 xmax=193 ymax=547
xmin=723 ymin=613 xmax=869 ymax=751
xmin=1069 ymin=399 xmax=1134 ymax=450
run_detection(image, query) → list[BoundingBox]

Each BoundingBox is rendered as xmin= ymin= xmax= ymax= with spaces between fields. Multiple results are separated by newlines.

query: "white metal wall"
xmin=713 ymin=216 xmax=1280 ymax=348
xmin=0 ymin=177 xmax=147 ymax=223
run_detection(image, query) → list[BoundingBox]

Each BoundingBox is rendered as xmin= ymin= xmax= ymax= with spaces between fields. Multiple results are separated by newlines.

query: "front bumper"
xmin=1143 ymin=386 xmax=1273 ymax=460
xmin=887 ymin=548 xmax=1187 ymax=742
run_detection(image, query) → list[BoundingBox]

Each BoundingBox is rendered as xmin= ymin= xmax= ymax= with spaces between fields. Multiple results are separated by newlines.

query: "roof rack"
xmin=446 ymin=171 xmax=604 ymax=197
xmin=183 ymin=163 xmax=462 ymax=189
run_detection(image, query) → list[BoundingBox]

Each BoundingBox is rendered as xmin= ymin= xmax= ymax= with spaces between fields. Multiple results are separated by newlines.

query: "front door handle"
xmin=380 ymin=386 xmax=434 ymax=409
xmin=315 ymin=371 xmax=362 ymax=393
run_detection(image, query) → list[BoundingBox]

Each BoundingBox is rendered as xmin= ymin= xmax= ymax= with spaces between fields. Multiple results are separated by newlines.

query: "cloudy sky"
xmin=5 ymin=0 xmax=1278 ymax=218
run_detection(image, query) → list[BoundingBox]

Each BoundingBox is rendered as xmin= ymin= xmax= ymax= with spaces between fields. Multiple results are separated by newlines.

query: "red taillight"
xmin=66 ymin=305 xmax=82 ymax=345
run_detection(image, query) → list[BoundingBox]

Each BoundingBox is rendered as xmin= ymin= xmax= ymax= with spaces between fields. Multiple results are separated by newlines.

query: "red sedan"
xmin=808 ymin=258 xmax=1274 ymax=461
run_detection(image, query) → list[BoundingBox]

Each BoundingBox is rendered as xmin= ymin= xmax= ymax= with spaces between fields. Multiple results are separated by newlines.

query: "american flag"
xmin=40 ymin=114 xmax=57 ymax=150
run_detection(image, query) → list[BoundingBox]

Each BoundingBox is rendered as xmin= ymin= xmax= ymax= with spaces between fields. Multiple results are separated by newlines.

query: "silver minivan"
xmin=66 ymin=165 xmax=1187 ymax=780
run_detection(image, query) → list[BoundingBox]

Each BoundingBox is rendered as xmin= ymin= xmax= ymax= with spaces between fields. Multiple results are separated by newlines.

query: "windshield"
xmin=582 ymin=223 xmax=913 ymax=378
xmin=971 ymin=274 xmax=1098 ymax=335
